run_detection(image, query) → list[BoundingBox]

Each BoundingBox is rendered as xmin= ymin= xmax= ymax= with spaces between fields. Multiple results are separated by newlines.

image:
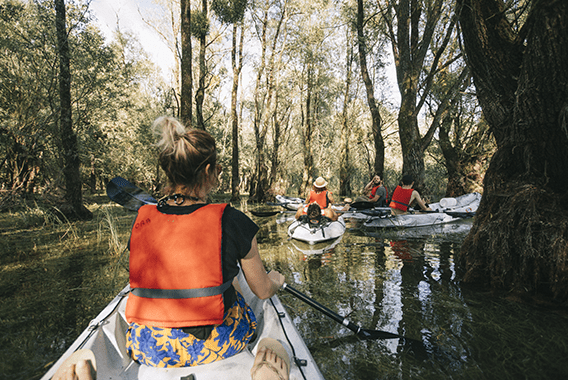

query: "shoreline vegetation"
xmin=0 ymin=194 xmax=132 ymax=380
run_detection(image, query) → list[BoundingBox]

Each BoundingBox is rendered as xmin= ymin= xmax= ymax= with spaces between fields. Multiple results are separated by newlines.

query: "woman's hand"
xmin=267 ymin=270 xmax=285 ymax=290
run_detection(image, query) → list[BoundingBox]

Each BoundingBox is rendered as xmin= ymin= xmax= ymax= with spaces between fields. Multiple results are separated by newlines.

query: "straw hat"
xmin=313 ymin=177 xmax=328 ymax=188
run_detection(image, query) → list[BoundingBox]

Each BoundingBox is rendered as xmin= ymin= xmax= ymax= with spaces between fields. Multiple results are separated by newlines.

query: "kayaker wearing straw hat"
xmin=295 ymin=176 xmax=338 ymax=221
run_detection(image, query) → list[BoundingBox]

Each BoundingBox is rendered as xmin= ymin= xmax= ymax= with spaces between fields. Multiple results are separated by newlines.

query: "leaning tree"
xmin=457 ymin=0 xmax=568 ymax=302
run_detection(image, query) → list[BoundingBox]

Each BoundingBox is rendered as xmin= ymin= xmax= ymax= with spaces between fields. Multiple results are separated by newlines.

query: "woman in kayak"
xmin=122 ymin=116 xmax=287 ymax=372
xmin=389 ymin=174 xmax=432 ymax=215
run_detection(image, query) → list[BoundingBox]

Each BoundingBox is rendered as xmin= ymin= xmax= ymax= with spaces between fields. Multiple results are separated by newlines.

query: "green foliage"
xmin=0 ymin=0 xmax=165 ymax=197
xmin=191 ymin=9 xmax=210 ymax=39
xmin=211 ymin=0 xmax=248 ymax=24
xmin=0 ymin=0 xmax=493 ymax=203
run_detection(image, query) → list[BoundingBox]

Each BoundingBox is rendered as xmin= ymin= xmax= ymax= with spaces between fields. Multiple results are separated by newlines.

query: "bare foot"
xmin=52 ymin=349 xmax=96 ymax=380
xmin=251 ymin=338 xmax=290 ymax=380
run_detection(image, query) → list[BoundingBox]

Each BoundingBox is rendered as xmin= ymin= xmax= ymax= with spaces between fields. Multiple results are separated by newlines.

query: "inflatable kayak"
xmin=287 ymin=216 xmax=346 ymax=244
xmin=364 ymin=192 xmax=481 ymax=228
xmin=41 ymin=271 xmax=325 ymax=380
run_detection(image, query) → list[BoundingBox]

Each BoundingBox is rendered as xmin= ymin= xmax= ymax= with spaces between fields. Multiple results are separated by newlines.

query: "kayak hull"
xmin=288 ymin=216 xmax=346 ymax=244
xmin=41 ymin=271 xmax=325 ymax=380
xmin=364 ymin=212 xmax=460 ymax=228
xmin=364 ymin=192 xmax=481 ymax=228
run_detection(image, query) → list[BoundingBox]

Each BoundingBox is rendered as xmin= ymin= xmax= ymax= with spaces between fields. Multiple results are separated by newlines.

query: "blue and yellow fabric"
xmin=126 ymin=292 xmax=256 ymax=367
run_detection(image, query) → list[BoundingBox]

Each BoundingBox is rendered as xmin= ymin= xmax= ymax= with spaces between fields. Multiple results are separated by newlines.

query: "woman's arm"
xmin=240 ymin=237 xmax=285 ymax=300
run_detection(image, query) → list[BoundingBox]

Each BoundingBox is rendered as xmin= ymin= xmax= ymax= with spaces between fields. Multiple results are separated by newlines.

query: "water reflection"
xmin=256 ymin=215 xmax=568 ymax=380
xmin=17 ymin=205 xmax=568 ymax=380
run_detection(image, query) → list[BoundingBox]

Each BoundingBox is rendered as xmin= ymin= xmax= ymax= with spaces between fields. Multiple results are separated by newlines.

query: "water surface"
xmin=254 ymin=214 xmax=568 ymax=380
xmin=3 ymin=204 xmax=567 ymax=380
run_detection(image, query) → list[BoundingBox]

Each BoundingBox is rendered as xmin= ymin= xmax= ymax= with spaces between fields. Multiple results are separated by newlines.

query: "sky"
xmin=89 ymin=0 xmax=175 ymax=79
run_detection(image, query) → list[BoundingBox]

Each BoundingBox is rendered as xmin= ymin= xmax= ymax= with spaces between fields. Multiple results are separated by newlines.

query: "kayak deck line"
xmin=41 ymin=271 xmax=325 ymax=380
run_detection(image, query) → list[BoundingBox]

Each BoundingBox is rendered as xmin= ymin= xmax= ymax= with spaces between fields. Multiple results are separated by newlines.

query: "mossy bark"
xmin=457 ymin=0 xmax=568 ymax=302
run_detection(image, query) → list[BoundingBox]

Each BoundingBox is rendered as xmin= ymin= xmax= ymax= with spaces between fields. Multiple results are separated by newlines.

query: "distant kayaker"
xmin=357 ymin=174 xmax=389 ymax=206
xmin=296 ymin=176 xmax=338 ymax=220
xmin=120 ymin=116 xmax=288 ymax=373
xmin=389 ymin=174 xmax=432 ymax=215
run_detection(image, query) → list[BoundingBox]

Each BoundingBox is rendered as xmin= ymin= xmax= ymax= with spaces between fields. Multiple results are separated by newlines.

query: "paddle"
xmin=283 ymin=283 xmax=416 ymax=340
xmin=106 ymin=176 xmax=157 ymax=211
xmin=250 ymin=210 xmax=297 ymax=217
xmin=408 ymin=208 xmax=476 ymax=218
xmin=282 ymin=283 xmax=440 ymax=360
xmin=251 ymin=209 xmax=352 ymax=217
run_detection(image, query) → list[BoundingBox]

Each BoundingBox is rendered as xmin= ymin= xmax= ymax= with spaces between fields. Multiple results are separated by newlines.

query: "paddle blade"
xmin=106 ymin=177 xmax=157 ymax=211
xmin=357 ymin=329 xmax=403 ymax=340
xmin=349 ymin=201 xmax=375 ymax=210
xmin=250 ymin=210 xmax=281 ymax=217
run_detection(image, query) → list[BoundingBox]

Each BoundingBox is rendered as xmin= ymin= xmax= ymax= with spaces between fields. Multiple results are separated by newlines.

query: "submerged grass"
xmin=0 ymin=195 xmax=134 ymax=380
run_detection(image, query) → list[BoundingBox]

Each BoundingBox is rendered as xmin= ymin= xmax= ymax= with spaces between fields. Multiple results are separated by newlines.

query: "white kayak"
xmin=364 ymin=192 xmax=481 ymax=228
xmin=287 ymin=216 xmax=346 ymax=244
xmin=275 ymin=195 xmax=304 ymax=210
xmin=41 ymin=271 xmax=325 ymax=380
xmin=290 ymin=235 xmax=343 ymax=255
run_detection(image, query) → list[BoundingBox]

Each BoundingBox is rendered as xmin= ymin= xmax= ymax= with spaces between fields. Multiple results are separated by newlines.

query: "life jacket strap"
xmin=391 ymin=200 xmax=410 ymax=208
xmin=131 ymin=280 xmax=232 ymax=299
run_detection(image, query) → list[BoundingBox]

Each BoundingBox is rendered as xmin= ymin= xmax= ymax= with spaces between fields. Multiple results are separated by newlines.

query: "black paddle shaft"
xmin=282 ymin=283 xmax=402 ymax=340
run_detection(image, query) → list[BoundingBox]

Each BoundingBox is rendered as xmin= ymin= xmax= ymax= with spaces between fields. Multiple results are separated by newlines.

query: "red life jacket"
xmin=389 ymin=186 xmax=413 ymax=211
xmin=307 ymin=190 xmax=328 ymax=208
xmin=126 ymin=203 xmax=231 ymax=328
xmin=371 ymin=185 xmax=380 ymax=197
xmin=371 ymin=185 xmax=389 ymax=200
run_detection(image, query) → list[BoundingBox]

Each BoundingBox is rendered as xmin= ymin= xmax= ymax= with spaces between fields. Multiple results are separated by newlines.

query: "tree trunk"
xmin=230 ymin=23 xmax=243 ymax=202
xmin=180 ymin=0 xmax=193 ymax=127
xmin=339 ymin=36 xmax=354 ymax=197
xmin=54 ymin=0 xmax=91 ymax=220
xmin=301 ymin=66 xmax=314 ymax=196
xmin=458 ymin=0 xmax=568 ymax=302
xmin=250 ymin=4 xmax=285 ymax=202
xmin=381 ymin=0 xmax=450 ymax=191
xmin=195 ymin=0 xmax=207 ymax=130
xmin=250 ymin=7 xmax=269 ymax=202
xmin=357 ymin=0 xmax=384 ymax=179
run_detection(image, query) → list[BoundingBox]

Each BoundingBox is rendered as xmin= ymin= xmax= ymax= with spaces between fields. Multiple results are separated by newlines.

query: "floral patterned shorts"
xmin=126 ymin=292 xmax=257 ymax=367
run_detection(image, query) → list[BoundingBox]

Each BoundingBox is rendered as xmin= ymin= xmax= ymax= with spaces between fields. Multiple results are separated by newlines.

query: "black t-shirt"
xmin=129 ymin=203 xmax=259 ymax=337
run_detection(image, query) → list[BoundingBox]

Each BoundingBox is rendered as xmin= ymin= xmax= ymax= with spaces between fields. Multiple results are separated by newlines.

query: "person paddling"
xmin=124 ymin=116 xmax=286 ymax=369
xmin=389 ymin=174 xmax=432 ymax=215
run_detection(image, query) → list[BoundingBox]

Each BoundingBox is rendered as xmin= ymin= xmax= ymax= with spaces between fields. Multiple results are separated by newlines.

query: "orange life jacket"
xmin=126 ymin=203 xmax=231 ymax=328
xmin=307 ymin=190 xmax=329 ymax=208
xmin=389 ymin=186 xmax=413 ymax=211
